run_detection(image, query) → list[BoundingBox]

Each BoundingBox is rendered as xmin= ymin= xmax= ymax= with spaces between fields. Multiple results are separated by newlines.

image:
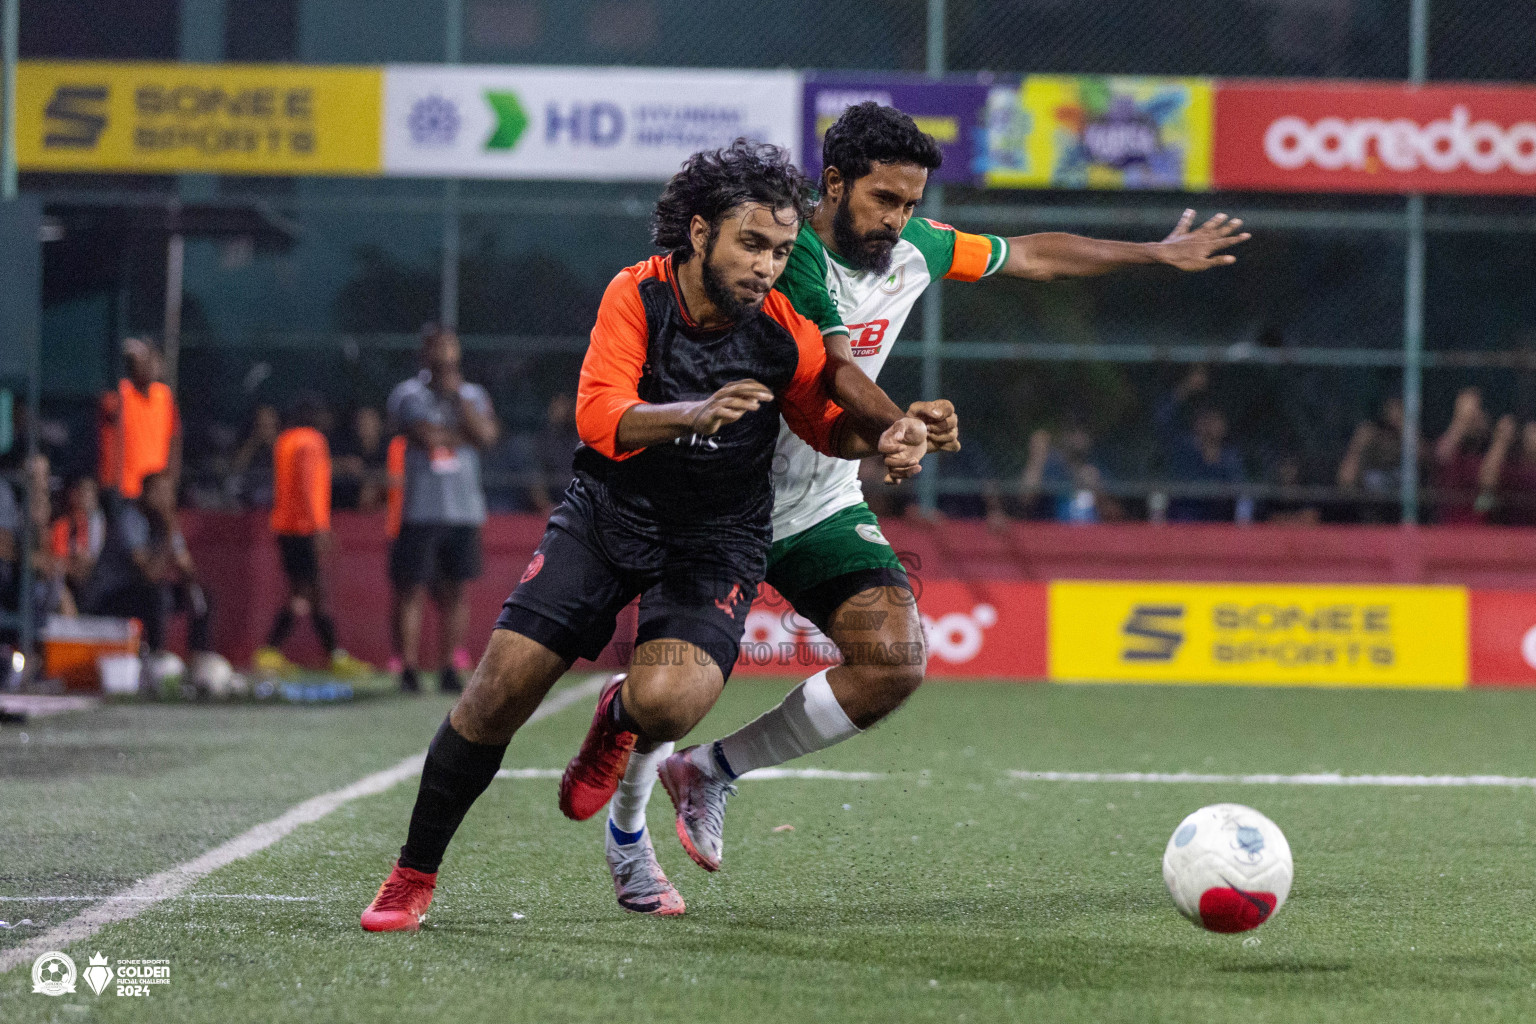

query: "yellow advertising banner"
xmin=1049 ymin=581 xmax=1467 ymax=688
xmin=17 ymin=61 xmax=382 ymax=176
xmin=985 ymin=76 xmax=1213 ymax=191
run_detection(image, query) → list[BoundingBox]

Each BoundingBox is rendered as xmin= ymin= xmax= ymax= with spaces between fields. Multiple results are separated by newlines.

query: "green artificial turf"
xmin=4 ymin=680 xmax=1536 ymax=1022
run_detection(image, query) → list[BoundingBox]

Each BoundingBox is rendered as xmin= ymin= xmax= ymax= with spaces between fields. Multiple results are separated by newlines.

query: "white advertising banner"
xmin=383 ymin=65 xmax=801 ymax=180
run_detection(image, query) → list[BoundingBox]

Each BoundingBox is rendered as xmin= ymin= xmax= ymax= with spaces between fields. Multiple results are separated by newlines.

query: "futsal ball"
xmin=1162 ymin=803 xmax=1293 ymax=933
xmin=147 ymin=651 xmax=186 ymax=687
xmin=191 ymin=652 xmax=247 ymax=699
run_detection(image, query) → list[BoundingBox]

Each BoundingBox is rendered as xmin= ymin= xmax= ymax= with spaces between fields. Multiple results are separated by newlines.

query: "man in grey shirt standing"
xmin=386 ymin=325 xmax=499 ymax=693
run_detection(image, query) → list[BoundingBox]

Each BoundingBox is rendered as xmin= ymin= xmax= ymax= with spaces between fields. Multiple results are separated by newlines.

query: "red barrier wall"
xmin=180 ymin=512 xmax=1536 ymax=672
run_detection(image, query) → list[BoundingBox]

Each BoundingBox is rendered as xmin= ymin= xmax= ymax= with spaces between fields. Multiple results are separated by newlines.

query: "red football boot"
xmin=360 ymin=863 xmax=437 ymax=932
xmin=558 ymin=674 xmax=637 ymax=821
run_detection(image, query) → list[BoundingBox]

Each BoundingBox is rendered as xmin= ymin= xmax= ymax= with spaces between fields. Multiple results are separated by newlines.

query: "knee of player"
xmin=624 ymin=688 xmax=697 ymax=742
xmin=842 ymin=648 xmax=926 ymax=704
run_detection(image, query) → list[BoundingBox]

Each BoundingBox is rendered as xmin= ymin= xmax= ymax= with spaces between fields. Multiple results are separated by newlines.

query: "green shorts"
xmin=764 ymin=503 xmax=912 ymax=633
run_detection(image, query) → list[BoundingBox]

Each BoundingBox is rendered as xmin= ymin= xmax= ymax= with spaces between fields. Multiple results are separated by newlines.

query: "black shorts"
xmin=495 ymin=506 xmax=758 ymax=680
xmin=390 ymin=523 xmax=484 ymax=587
xmin=276 ymin=534 xmax=320 ymax=586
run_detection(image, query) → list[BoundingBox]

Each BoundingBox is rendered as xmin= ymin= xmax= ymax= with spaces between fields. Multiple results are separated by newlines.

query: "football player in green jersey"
xmin=603 ymin=102 xmax=1251 ymax=901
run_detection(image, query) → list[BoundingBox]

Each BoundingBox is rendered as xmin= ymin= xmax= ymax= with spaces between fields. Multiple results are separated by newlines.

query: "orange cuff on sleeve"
xmin=945 ymin=231 xmax=993 ymax=282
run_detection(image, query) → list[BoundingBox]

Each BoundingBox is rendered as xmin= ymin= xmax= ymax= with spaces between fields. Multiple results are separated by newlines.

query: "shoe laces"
xmin=373 ymin=872 xmax=430 ymax=912
xmin=611 ymin=838 xmax=670 ymax=894
xmin=692 ymin=773 xmax=737 ymax=838
xmin=578 ymin=723 xmax=636 ymax=782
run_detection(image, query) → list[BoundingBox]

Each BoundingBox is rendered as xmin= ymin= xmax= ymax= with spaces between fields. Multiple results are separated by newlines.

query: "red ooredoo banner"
xmin=1214 ymin=82 xmax=1536 ymax=195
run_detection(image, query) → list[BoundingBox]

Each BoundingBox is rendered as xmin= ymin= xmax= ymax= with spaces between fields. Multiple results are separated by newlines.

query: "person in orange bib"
xmin=252 ymin=394 xmax=370 ymax=679
xmin=98 ymin=338 xmax=181 ymax=502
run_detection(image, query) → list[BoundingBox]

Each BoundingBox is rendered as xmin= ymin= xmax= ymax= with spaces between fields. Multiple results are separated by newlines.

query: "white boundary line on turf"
xmin=0 ymin=673 xmax=608 ymax=975
xmin=0 ymin=895 xmax=318 ymax=903
xmin=1012 ymin=770 xmax=1536 ymax=788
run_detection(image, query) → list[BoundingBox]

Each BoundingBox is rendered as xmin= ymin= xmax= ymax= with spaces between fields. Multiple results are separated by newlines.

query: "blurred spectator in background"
xmin=1434 ymin=387 xmax=1491 ymax=524
xmin=98 ymin=337 xmax=180 ymax=503
xmin=1337 ymin=395 xmax=1418 ymax=523
xmin=255 ymin=395 xmax=370 ymax=678
xmin=50 ymin=475 xmax=105 ymax=609
xmin=1479 ymin=415 xmax=1536 ymax=526
xmin=332 ymin=406 xmax=389 ymax=512
xmin=1020 ymin=423 xmax=1123 ymax=523
xmin=387 ymin=325 xmax=498 ymax=694
xmin=83 ymin=471 xmax=213 ymax=658
xmin=1156 ymin=366 xmax=1245 ymax=522
xmin=25 ymin=455 xmax=72 ymax=616
xmin=1 ymin=456 xmax=70 ymax=620
xmin=934 ymin=442 xmax=1008 ymax=529
xmin=1262 ymin=455 xmax=1321 ymax=525
xmin=0 ymin=478 xmax=18 ymax=614
xmin=230 ymin=404 xmax=281 ymax=508
xmin=529 ymin=392 xmax=580 ymax=516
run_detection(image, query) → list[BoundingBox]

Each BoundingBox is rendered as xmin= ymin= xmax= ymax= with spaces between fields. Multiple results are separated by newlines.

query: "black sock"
xmin=398 ymin=717 xmax=508 ymax=874
xmin=312 ymin=610 xmax=338 ymax=654
xmin=267 ymin=608 xmax=296 ymax=648
xmin=439 ymin=666 xmax=462 ymax=693
xmin=400 ymin=667 xmax=420 ymax=693
xmin=609 ymin=683 xmax=644 ymax=734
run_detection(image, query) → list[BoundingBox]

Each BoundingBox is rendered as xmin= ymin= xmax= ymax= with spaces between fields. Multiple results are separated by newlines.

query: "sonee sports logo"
xmin=1121 ymin=604 xmax=1185 ymax=662
xmin=44 ymin=85 xmax=109 ymax=149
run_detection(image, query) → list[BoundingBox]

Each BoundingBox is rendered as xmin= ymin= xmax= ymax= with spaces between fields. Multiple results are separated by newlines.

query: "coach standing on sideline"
xmin=387 ymin=326 xmax=499 ymax=694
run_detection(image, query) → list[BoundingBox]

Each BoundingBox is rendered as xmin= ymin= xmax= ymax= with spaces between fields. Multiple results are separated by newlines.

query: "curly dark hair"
xmin=822 ymin=102 xmax=943 ymax=185
xmin=652 ymin=139 xmax=814 ymax=262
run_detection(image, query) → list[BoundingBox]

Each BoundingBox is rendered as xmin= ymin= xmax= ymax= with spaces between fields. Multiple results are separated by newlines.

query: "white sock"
xmin=701 ymin=669 xmax=861 ymax=779
xmin=607 ymin=740 xmax=674 ymax=840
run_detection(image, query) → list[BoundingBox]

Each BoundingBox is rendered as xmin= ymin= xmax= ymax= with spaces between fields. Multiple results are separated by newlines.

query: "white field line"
xmin=0 ymin=895 xmax=317 ymax=903
xmin=1012 ymin=770 xmax=1536 ymax=788
xmin=494 ymin=766 xmax=887 ymax=782
xmin=0 ymin=673 xmax=607 ymax=975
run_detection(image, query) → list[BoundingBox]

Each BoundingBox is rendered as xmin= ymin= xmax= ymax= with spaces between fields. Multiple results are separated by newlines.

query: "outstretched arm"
xmin=1001 ymin=210 xmax=1251 ymax=282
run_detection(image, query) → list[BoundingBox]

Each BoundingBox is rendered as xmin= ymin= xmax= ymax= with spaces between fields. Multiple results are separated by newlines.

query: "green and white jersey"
xmin=770 ymin=215 xmax=1008 ymax=540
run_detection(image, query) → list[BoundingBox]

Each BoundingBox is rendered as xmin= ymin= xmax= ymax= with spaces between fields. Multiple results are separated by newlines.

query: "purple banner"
xmin=801 ymin=74 xmax=997 ymax=186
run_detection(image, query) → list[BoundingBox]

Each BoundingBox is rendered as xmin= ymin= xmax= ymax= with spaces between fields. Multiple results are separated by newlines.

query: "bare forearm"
xmin=828 ymin=414 xmax=878 ymax=459
xmin=455 ymin=396 xmax=499 ymax=448
xmin=827 ymin=358 xmax=904 ymax=448
xmin=1436 ymin=424 xmax=1468 ymax=465
xmin=614 ymin=403 xmax=703 ymax=451
xmin=1005 ymin=233 xmax=1160 ymax=282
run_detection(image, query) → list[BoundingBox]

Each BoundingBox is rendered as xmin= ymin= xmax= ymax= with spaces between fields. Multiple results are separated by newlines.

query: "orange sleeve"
xmin=769 ymin=294 xmax=847 ymax=458
xmin=306 ymin=435 xmax=331 ymax=533
xmin=576 ymin=267 xmax=652 ymax=461
xmin=946 ymin=230 xmax=993 ymax=282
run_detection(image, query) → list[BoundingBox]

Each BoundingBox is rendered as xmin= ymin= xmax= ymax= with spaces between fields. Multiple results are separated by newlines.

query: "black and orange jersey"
xmin=571 ymin=253 xmax=848 ymax=550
